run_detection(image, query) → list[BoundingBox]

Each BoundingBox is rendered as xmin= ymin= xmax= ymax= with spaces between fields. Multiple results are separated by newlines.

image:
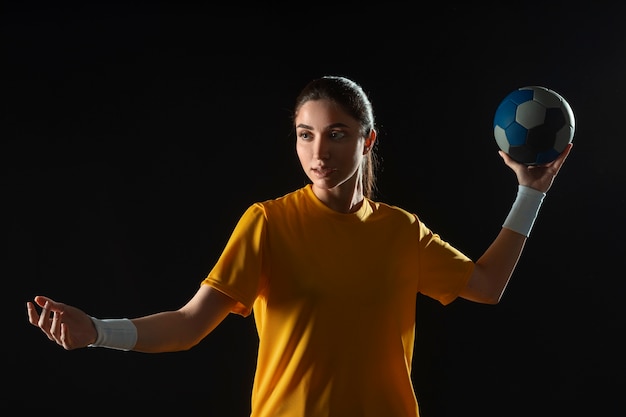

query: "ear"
xmin=363 ymin=129 xmax=377 ymax=154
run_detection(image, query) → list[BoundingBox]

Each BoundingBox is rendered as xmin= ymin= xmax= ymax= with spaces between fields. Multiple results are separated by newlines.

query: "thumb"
xmin=34 ymin=295 xmax=56 ymax=309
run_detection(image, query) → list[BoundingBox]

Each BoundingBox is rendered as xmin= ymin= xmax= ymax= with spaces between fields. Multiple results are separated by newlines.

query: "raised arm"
xmin=26 ymin=284 xmax=237 ymax=352
xmin=459 ymin=143 xmax=573 ymax=304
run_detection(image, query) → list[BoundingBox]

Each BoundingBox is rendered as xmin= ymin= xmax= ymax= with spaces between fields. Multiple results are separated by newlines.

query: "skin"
xmin=26 ymin=97 xmax=573 ymax=351
xmin=295 ymin=99 xmax=376 ymax=214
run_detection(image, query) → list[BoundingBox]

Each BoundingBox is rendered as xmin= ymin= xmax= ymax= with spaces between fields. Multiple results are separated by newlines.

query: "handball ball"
xmin=493 ymin=86 xmax=575 ymax=165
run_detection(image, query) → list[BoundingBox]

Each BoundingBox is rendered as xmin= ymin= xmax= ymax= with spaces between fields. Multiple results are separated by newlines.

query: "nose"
xmin=313 ymin=137 xmax=330 ymax=161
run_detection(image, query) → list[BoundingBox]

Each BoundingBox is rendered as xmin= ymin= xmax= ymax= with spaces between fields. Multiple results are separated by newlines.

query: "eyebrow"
xmin=295 ymin=122 xmax=351 ymax=130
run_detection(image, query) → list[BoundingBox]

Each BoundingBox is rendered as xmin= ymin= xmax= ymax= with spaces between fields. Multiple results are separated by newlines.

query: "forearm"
xmin=467 ymin=228 xmax=527 ymax=304
xmin=89 ymin=285 xmax=236 ymax=353
xmin=131 ymin=310 xmax=207 ymax=353
xmin=461 ymin=185 xmax=544 ymax=304
xmin=89 ymin=310 xmax=205 ymax=353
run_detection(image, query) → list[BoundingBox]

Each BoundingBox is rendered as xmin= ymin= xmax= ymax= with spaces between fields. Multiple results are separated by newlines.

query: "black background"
xmin=6 ymin=2 xmax=625 ymax=416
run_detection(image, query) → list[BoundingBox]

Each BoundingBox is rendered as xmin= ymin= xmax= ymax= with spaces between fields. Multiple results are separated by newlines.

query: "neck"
xmin=311 ymin=172 xmax=364 ymax=214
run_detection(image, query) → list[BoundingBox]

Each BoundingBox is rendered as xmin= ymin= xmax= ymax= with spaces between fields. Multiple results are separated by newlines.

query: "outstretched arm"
xmin=459 ymin=143 xmax=573 ymax=304
xmin=133 ymin=284 xmax=236 ymax=352
xmin=27 ymin=284 xmax=237 ymax=352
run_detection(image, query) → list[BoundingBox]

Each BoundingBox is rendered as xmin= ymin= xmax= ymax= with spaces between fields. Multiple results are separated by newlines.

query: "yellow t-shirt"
xmin=203 ymin=185 xmax=474 ymax=417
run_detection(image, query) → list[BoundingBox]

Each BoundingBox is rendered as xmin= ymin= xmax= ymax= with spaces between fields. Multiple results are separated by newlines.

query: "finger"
xmin=37 ymin=301 xmax=55 ymax=341
xmin=556 ymin=143 xmax=573 ymax=165
xmin=545 ymin=144 xmax=572 ymax=174
xmin=50 ymin=310 xmax=62 ymax=342
xmin=26 ymin=302 xmax=41 ymax=326
xmin=552 ymin=142 xmax=573 ymax=163
xmin=498 ymin=150 xmax=520 ymax=171
xmin=37 ymin=301 xmax=50 ymax=326
xmin=60 ymin=322 xmax=74 ymax=350
xmin=34 ymin=295 xmax=53 ymax=309
xmin=498 ymin=150 xmax=514 ymax=165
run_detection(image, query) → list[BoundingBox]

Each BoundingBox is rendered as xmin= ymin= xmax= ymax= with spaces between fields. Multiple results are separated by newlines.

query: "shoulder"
xmin=256 ymin=186 xmax=310 ymax=211
xmin=369 ymin=200 xmax=420 ymax=224
xmin=243 ymin=186 xmax=310 ymax=219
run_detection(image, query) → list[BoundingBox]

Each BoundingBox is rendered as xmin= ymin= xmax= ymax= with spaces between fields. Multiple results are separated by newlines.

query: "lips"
xmin=312 ymin=166 xmax=336 ymax=178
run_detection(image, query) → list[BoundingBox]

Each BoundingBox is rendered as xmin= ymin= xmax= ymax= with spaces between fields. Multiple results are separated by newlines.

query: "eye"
xmin=297 ymin=130 xmax=312 ymax=141
xmin=329 ymin=130 xmax=346 ymax=141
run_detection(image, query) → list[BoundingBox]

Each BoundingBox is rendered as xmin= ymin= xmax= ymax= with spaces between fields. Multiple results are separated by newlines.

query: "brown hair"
xmin=293 ymin=76 xmax=379 ymax=199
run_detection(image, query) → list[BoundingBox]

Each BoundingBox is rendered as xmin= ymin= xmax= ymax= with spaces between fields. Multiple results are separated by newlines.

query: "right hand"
xmin=499 ymin=142 xmax=573 ymax=193
xmin=27 ymin=295 xmax=97 ymax=350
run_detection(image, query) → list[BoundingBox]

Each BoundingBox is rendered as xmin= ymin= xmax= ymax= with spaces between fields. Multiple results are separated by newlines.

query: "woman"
xmin=27 ymin=75 xmax=572 ymax=416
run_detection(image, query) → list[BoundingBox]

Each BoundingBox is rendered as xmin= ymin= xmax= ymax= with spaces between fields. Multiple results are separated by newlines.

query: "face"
xmin=295 ymin=99 xmax=373 ymax=199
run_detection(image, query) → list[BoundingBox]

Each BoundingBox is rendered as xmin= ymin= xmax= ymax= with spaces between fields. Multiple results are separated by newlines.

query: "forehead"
xmin=295 ymin=99 xmax=358 ymax=129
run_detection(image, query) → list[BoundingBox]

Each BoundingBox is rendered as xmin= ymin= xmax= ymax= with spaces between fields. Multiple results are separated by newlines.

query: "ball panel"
xmin=504 ymin=122 xmax=528 ymax=146
xmin=493 ymin=100 xmax=518 ymax=129
xmin=561 ymin=99 xmax=576 ymax=131
xmin=526 ymin=124 xmax=560 ymax=151
xmin=554 ymin=125 xmax=574 ymax=151
xmin=508 ymin=145 xmax=537 ymax=164
xmin=535 ymin=148 xmax=560 ymax=164
xmin=507 ymin=88 xmax=535 ymax=105
xmin=527 ymin=86 xmax=563 ymax=107
xmin=494 ymin=126 xmax=511 ymax=153
xmin=543 ymin=107 xmax=567 ymax=131
xmin=516 ymin=100 xmax=547 ymax=129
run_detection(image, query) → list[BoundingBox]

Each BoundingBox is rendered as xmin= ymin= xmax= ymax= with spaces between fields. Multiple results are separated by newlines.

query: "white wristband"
xmin=88 ymin=317 xmax=137 ymax=351
xmin=502 ymin=185 xmax=546 ymax=237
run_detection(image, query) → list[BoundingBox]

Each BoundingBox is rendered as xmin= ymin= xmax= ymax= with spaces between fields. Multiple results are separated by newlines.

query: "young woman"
xmin=27 ymin=75 xmax=572 ymax=416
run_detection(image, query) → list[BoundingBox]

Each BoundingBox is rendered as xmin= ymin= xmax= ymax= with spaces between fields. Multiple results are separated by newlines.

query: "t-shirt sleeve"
xmin=202 ymin=204 xmax=267 ymax=317
xmin=416 ymin=220 xmax=475 ymax=305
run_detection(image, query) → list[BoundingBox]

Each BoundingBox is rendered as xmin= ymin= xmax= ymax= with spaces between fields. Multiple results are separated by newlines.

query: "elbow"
xmin=459 ymin=288 xmax=503 ymax=305
xmin=177 ymin=342 xmax=199 ymax=352
xmin=461 ymin=279 xmax=508 ymax=305
xmin=486 ymin=285 xmax=509 ymax=305
xmin=483 ymin=294 xmax=502 ymax=305
xmin=465 ymin=264 xmax=511 ymax=305
xmin=174 ymin=331 xmax=208 ymax=352
xmin=163 ymin=337 xmax=202 ymax=353
xmin=479 ymin=285 xmax=507 ymax=305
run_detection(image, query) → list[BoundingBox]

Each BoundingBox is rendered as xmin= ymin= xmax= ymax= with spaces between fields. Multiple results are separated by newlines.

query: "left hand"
xmin=499 ymin=142 xmax=573 ymax=193
xmin=27 ymin=296 xmax=97 ymax=350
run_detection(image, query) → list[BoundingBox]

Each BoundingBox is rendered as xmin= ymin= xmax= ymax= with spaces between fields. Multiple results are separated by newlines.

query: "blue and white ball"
xmin=493 ymin=86 xmax=575 ymax=165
